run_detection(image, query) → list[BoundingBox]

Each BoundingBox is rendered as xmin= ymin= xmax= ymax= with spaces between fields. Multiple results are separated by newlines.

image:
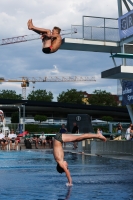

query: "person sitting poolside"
xmin=39 ymin=132 xmax=46 ymax=147
xmin=0 ymin=131 xmax=8 ymax=150
xmin=24 ymin=133 xmax=32 ymax=149
xmin=53 ymin=130 xmax=106 ymax=186
xmin=116 ymin=123 xmax=123 ymax=134
xmin=46 ymin=135 xmax=53 ymax=148
xmin=27 ymin=19 xmax=62 ymax=54
xmin=8 ymin=130 xmax=18 ymax=150
xmin=32 ymin=135 xmax=39 ymax=149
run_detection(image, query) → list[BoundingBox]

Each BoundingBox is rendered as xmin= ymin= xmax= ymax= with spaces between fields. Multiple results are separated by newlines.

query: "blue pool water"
xmin=0 ymin=150 xmax=133 ymax=200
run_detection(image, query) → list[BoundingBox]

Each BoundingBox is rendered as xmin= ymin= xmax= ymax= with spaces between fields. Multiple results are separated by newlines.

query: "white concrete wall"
xmin=90 ymin=141 xmax=133 ymax=155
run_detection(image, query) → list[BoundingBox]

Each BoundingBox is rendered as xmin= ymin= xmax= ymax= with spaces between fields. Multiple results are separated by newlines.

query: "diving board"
xmin=60 ymin=38 xmax=121 ymax=53
xmin=101 ymin=65 xmax=133 ymax=79
xmin=111 ymin=53 xmax=133 ymax=59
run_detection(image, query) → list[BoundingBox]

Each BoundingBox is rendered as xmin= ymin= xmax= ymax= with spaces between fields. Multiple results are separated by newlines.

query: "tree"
xmin=11 ymin=112 xmax=19 ymax=123
xmin=57 ymin=89 xmax=84 ymax=104
xmin=89 ymin=90 xmax=117 ymax=106
xmin=27 ymin=89 xmax=53 ymax=101
xmin=0 ymin=90 xmax=22 ymax=100
xmin=102 ymin=116 xmax=113 ymax=123
xmin=34 ymin=115 xmax=47 ymax=123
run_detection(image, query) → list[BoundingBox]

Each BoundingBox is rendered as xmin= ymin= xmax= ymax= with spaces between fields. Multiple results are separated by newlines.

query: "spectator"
xmin=116 ymin=123 xmax=123 ymax=134
xmin=24 ymin=133 xmax=32 ymax=149
xmin=59 ymin=124 xmax=67 ymax=147
xmin=98 ymin=128 xmax=103 ymax=134
xmin=32 ymin=135 xmax=39 ymax=149
xmin=39 ymin=132 xmax=46 ymax=147
xmin=125 ymin=124 xmax=132 ymax=140
xmin=59 ymin=124 xmax=67 ymax=134
xmin=72 ymin=122 xmax=79 ymax=149
xmin=46 ymin=135 xmax=53 ymax=148
xmin=0 ymin=131 xmax=8 ymax=150
xmin=0 ymin=110 xmax=4 ymax=122
xmin=130 ymin=124 xmax=133 ymax=140
xmin=8 ymin=129 xmax=18 ymax=150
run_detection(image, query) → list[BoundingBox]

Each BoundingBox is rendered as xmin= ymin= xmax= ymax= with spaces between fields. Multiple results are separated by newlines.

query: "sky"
xmin=0 ymin=0 xmax=129 ymax=101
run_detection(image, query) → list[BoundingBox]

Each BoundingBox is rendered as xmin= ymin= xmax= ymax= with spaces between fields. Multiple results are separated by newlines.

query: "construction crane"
xmin=0 ymin=76 xmax=96 ymax=100
xmin=0 ymin=28 xmax=77 ymax=46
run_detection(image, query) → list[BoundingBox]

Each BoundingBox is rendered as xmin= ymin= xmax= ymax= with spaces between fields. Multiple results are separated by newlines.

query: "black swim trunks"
xmin=54 ymin=133 xmax=63 ymax=143
xmin=42 ymin=47 xmax=51 ymax=54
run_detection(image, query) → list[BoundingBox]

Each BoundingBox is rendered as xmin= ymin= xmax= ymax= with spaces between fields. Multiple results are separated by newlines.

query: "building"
xmin=0 ymin=99 xmax=130 ymax=122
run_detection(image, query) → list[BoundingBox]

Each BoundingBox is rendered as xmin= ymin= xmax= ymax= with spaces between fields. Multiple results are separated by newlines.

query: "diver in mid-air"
xmin=27 ymin=19 xmax=62 ymax=54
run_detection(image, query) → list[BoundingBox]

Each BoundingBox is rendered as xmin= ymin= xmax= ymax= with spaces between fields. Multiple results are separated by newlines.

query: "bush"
xmin=25 ymin=124 xmax=59 ymax=133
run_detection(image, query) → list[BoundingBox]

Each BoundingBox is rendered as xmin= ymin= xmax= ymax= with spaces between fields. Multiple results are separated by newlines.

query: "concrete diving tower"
xmin=60 ymin=16 xmax=120 ymax=53
xmin=60 ymin=38 xmax=121 ymax=53
xmin=101 ymin=65 xmax=133 ymax=80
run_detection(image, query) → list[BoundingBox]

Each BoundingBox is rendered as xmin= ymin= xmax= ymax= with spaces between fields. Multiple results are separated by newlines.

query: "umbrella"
xmin=18 ymin=131 xmax=29 ymax=137
xmin=91 ymin=119 xmax=107 ymax=123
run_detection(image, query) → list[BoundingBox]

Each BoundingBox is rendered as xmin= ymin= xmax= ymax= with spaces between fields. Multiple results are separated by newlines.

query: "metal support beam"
xmin=123 ymin=0 xmax=131 ymax=11
xmin=110 ymin=53 xmax=117 ymax=67
xmin=117 ymin=0 xmax=123 ymax=17
xmin=127 ymin=0 xmax=133 ymax=6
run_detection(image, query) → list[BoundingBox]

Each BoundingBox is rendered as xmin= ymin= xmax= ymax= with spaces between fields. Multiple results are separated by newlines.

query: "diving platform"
xmin=60 ymin=38 xmax=121 ymax=53
xmin=111 ymin=53 xmax=133 ymax=59
xmin=101 ymin=65 xmax=133 ymax=79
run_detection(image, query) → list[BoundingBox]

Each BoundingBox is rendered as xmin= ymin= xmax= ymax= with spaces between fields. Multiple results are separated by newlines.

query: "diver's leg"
xmin=27 ymin=19 xmax=51 ymax=35
xmin=62 ymin=131 xmax=106 ymax=143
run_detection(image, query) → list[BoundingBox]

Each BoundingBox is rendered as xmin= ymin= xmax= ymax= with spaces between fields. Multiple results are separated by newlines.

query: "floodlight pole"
xmin=18 ymin=106 xmax=21 ymax=123
xmin=22 ymin=105 xmax=25 ymax=132
xmin=117 ymin=0 xmax=133 ymax=123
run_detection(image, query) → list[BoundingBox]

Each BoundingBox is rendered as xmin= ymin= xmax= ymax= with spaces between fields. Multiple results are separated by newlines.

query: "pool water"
xmin=0 ymin=150 xmax=133 ymax=200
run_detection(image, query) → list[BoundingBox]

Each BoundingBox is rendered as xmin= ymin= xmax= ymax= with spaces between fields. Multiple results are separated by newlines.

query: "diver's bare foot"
xmin=96 ymin=131 xmax=107 ymax=142
xmin=27 ymin=19 xmax=34 ymax=30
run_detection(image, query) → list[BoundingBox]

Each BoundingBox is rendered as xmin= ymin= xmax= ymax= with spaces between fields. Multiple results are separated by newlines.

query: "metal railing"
xmin=71 ymin=16 xmax=120 ymax=42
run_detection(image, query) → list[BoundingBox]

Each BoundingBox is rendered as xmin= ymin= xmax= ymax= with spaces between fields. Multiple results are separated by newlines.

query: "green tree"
xmin=11 ymin=112 xmax=19 ymax=123
xmin=89 ymin=90 xmax=117 ymax=106
xmin=0 ymin=90 xmax=22 ymax=100
xmin=57 ymin=89 xmax=84 ymax=104
xmin=34 ymin=115 xmax=47 ymax=123
xmin=27 ymin=89 xmax=53 ymax=101
xmin=101 ymin=116 xmax=113 ymax=123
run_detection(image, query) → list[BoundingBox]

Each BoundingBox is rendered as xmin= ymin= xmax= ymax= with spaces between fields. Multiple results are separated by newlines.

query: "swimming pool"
xmin=0 ymin=150 xmax=133 ymax=200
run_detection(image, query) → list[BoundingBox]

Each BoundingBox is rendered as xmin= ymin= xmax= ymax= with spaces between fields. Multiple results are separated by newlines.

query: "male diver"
xmin=53 ymin=130 xmax=106 ymax=186
xmin=27 ymin=19 xmax=62 ymax=54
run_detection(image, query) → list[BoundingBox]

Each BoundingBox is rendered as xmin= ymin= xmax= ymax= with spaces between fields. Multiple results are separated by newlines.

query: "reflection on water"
xmin=0 ymin=150 xmax=133 ymax=200
xmin=58 ymin=187 xmax=72 ymax=200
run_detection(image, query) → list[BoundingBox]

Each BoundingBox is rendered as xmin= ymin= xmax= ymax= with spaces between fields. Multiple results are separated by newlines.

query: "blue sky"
xmin=0 ymin=0 xmax=128 ymax=101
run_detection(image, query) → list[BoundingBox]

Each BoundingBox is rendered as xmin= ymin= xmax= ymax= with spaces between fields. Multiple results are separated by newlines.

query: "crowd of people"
xmin=24 ymin=132 xmax=53 ymax=149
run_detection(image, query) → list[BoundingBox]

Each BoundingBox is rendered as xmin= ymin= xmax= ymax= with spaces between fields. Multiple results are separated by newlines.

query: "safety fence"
xmin=71 ymin=16 xmax=120 ymax=42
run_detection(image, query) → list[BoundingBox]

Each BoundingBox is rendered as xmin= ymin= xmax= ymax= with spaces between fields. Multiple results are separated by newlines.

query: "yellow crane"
xmin=0 ymin=76 xmax=96 ymax=100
